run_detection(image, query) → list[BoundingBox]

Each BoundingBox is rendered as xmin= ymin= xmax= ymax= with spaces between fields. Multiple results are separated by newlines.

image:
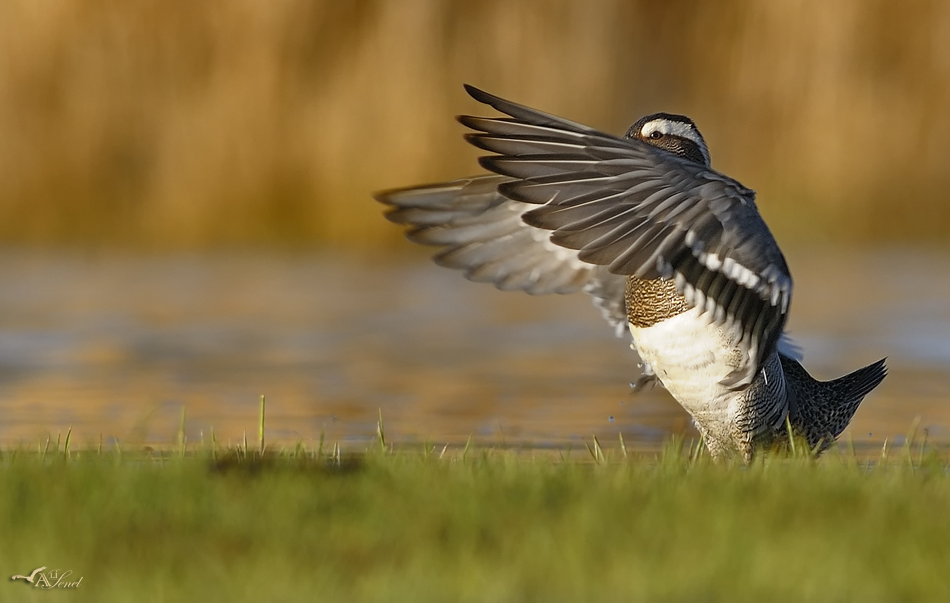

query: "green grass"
xmin=2 ymin=433 xmax=949 ymax=603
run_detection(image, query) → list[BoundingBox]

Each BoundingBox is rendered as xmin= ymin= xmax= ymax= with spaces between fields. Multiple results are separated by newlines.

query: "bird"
xmin=375 ymin=84 xmax=887 ymax=461
xmin=11 ymin=566 xmax=46 ymax=584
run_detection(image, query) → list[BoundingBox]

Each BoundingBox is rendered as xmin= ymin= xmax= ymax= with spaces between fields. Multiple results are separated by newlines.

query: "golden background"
xmin=0 ymin=0 xmax=947 ymax=248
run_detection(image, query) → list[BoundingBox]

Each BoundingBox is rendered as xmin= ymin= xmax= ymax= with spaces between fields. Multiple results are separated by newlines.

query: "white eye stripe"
xmin=639 ymin=118 xmax=710 ymax=165
xmin=640 ymin=119 xmax=700 ymax=145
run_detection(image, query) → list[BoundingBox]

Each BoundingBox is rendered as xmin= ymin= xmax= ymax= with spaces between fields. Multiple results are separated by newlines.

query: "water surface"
xmin=0 ymin=248 xmax=946 ymax=454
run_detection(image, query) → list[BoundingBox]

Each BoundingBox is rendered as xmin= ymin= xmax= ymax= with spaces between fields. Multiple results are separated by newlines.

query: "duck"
xmin=376 ymin=84 xmax=886 ymax=461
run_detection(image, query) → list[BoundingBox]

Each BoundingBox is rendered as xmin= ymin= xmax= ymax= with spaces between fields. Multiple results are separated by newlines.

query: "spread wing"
xmin=460 ymin=84 xmax=793 ymax=388
xmin=376 ymin=174 xmax=629 ymax=336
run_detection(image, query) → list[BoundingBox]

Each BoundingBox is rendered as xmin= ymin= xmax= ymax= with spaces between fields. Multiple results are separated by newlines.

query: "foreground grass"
xmin=1 ymin=441 xmax=949 ymax=603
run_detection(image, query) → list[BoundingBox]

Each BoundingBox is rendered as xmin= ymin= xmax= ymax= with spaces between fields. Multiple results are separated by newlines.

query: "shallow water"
xmin=0 ymin=247 xmax=946 ymax=454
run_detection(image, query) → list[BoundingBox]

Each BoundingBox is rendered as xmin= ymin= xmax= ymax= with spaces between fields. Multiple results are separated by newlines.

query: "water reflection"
xmin=0 ymin=248 xmax=946 ymax=454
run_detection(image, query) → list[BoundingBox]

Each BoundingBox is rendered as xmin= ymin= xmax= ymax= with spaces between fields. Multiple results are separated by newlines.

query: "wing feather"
xmin=376 ymin=175 xmax=630 ymax=335
xmin=460 ymin=84 xmax=793 ymax=388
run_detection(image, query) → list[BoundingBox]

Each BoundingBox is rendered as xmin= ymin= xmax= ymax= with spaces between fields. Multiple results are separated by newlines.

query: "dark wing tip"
xmin=476 ymin=155 xmax=498 ymax=173
xmin=497 ymin=179 xmax=537 ymax=205
xmin=463 ymin=83 xmax=491 ymax=103
xmin=463 ymin=132 xmax=493 ymax=152
xmin=462 ymin=84 xmax=524 ymax=121
xmin=372 ymin=187 xmax=418 ymax=224
xmin=373 ymin=187 xmax=399 ymax=206
xmin=456 ymin=114 xmax=481 ymax=129
xmin=373 ymin=184 xmax=429 ymax=208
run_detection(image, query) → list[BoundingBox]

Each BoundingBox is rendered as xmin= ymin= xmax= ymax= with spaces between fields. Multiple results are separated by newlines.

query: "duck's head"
xmin=626 ymin=113 xmax=711 ymax=167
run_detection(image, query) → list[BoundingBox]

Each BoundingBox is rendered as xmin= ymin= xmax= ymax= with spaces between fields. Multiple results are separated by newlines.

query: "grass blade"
xmin=259 ymin=395 xmax=266 ymax=457
xmin=376 ymin=408 xmax=387 ymax=454
xmin=462 ymin=434 xmax=473 ymax=462
xmin=63 ymin=427 xmax=72 ymax=461
xmin=178 ymin=405 xmax=187 ymax=458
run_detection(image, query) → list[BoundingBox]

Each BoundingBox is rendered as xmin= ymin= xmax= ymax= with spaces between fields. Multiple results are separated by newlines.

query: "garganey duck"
xmin=376 ymin=85 xmax=886 ymax=461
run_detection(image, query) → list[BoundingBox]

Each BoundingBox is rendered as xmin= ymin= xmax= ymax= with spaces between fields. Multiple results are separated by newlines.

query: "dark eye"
xmin=649 ymin=131 xmax=663 ymax=140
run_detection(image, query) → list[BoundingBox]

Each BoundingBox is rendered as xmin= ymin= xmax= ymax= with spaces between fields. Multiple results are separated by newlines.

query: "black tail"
xmin=780 ymin=355 xmax=887 ymax=451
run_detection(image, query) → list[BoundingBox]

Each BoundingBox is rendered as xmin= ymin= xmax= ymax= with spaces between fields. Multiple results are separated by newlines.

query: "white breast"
xmin=629 ymin=307 xmax=740 ymax=426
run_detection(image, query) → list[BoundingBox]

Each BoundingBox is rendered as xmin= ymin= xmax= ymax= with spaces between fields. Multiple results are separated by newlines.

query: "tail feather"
xmin=780 ymin=355 xmax=887 ymax=451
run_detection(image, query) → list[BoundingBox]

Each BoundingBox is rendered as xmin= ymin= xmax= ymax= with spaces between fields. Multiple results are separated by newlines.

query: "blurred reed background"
xmin=0 ymin=0 xmax=948 ymax=249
